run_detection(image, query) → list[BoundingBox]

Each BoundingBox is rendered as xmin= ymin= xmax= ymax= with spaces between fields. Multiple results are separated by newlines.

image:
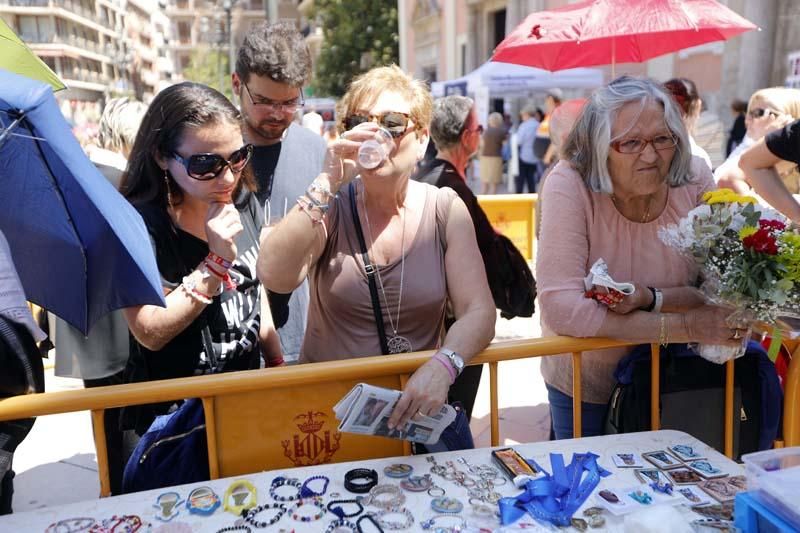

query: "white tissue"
xmin=584 ymin=258 xmax=636 ymax=295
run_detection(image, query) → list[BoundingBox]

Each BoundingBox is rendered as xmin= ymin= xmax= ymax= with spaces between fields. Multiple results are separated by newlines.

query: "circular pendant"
xmin=387 ymin=335 xmax=413 ymax=354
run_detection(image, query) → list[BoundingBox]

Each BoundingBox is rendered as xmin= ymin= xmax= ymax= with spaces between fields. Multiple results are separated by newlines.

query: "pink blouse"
xmin=536 ymin=158 xmax=715 ymax=403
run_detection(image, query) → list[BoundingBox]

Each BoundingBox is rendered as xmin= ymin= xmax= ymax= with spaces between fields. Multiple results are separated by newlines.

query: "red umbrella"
xmin=491 ymin=0 xmax=757 ymax=74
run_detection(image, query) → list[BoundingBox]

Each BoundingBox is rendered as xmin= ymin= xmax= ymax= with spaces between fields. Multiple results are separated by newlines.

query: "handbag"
xmin=348 ymin=182 xmax=474 ymax=452
xmin=485 ymin=233 xmax=536 ymax=319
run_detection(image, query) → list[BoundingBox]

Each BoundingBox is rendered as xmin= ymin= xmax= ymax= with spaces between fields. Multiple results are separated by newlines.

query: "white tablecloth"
xmin=0 ymin=429 xmax=742 ymax=532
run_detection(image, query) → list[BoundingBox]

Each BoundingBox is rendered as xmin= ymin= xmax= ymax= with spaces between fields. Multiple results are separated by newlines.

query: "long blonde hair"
xmin=748 ymin=87 xmax=800 ymax=119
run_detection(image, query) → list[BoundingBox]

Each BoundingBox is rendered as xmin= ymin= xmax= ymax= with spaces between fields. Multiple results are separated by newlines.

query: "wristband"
xmin=644 ymin=287 xmax=657 ymax=312
xmin=267 ymin=357 xmax=285 ymax=367
xmin=432 ymin=353 xmax=456 ymax=384
xmin=652 ymin=287 xmax=663 ymax=313
xmin=207 ymin=251 xmax=233 ymax=270
xmin=344 ymin=468 xmax=378 ymax=494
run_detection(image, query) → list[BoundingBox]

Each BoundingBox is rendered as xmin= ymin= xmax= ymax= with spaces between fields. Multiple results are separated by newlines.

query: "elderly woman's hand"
xmin=683 ymin=305 xmax=744 ymax=346
xmin=387 ymin=358 xmax=452 ymax=430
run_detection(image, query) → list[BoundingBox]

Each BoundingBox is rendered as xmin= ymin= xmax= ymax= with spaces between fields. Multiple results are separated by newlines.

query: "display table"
xmin=0 ymin=429 xmax=743 ymax=532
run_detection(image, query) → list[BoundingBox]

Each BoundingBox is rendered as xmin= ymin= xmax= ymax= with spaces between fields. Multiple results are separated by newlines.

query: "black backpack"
xmin=604 ymin=343 xmax=780 ymax=460
xmin=485 ymin=233 xmax=536 ymax=319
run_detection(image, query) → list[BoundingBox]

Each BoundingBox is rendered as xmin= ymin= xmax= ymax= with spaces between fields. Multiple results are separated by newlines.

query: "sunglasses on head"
xmin=748 ymin=107 xmax=780 ymax=119
xmin=172 ymin=144 xmax=253 ymax=180
xmin=344 ymin=111 xmax=413 ymax=138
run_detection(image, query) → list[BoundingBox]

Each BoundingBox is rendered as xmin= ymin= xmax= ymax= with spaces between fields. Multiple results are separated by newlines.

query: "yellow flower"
xmin=739 ymin=226 xmax=758 ymax=240
xmin=702 ymin=189 xmax=758 ymax=205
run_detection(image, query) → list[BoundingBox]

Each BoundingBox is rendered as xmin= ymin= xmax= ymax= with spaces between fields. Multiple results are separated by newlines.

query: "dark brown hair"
xmin=120 ymin=82 xmax=255 ymax=209
xmin=663 ymin=77 xmax=700 ymax=117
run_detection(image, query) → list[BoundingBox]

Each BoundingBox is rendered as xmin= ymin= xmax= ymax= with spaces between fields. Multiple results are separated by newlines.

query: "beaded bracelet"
xmin=269 ymin=476 xmax=302 ymax=502
xmin=327 ymin=498 xmax=364 ymax=518
xmin=361 ymin=484 xmax=406 ymax=510
xmin=356 ymin=514 xmax=384 ymax=533
xmin=289 ymin=497 xmax=327 ymax=522
xmin=45 ymin=518 xmax=96 ymax=533
xmin=216 ymin=526 xmax=251 ymax=533
xmin=300 ymin=474 xmax=330 ymax=498
xmin=296 ymin=197 xmax=325 ymax=225
xmin=302 ymin=191 xmax=330 ymax=213
xmin=242 ymin=502 xmax=287 ymax=528
xmin=325 ymin=518 xmax=359 ymax=533
xmin=420 ymin=514 xmax=467 ymax=532
xmin=181 ymin=279 xmax=213 ymax=304
xmin=372 ymin=508 xmax=414 ymax=530
xmin=344 ymin=468 xmax=378 ymax=494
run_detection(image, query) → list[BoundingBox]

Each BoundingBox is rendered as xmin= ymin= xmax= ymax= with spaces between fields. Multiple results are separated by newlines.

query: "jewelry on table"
xmin=628 ymin=489 xmax=653 ymax=505
xmin=242 ymin=502 xmax=287 ymax=528
xmin=327 ymin=499 xmax=365 ymax=518
xmin=269 ymin=476 xmax=302 ymax=502
xmin=325 ymin=518 xmax=359 ymax=533
xmin=45 ymin=518 xmax=96 ymax=533
xmin=571 ymin=517 xmax=588 ymax=531
xmin=153 ymin=492 xmax=184 ymax=522
xmin=223 ymin=480 xmax=257 ymax=516
xmin=468 ymin=498 xmax=499 ymax=517
xmin=650 ymin=480 xmax=674 ymax=495
xmin=360 ymin=484 xmax=406 ymax=510
xmin=87 ymin=515 xmax=145 ymax=532
xmin=330 ymin=492 xmax=342 ymax=499
xmin=372 ymin=508 xmax=414 ymax=530
xmin=360 ymin=183 xmax=412 ymax=353
xmin=420 ymin=514 xmax=468 ymax=532
xmin=427 ymin=485 xmax=446 ymax=497
xmin=356 ymin=514 xmax=384 ymax=532
xmin=186 ymin=486 xmax=221 ymax=516
xmin=344 ymin=468 xmax=379 ymax=494
xmin=587 ymin=514 xmax=605 ymax=528
xmin=383 ymin=464 xmax=413 ymax=478
xmin=289 ymin=497 xmax=327 ymax=522
xmin=430 ymin=496 xmax=464 ymax=514
xmin=300 ymin=475 xmax=330 ymax=498
xmin=400 ymin=474 xmax=432 ymax=492
xmin=215 ymin=526 xmax=251 ymax=533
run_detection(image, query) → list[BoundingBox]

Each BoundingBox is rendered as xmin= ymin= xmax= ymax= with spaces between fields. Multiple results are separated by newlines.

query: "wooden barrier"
xmin=477 ymin=193 xmax=537 ymax=261
xmin=0 ymin=335 xmax=786 ymax=497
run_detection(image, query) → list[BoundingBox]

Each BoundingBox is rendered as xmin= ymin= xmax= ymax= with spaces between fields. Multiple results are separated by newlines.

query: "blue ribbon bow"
xmin=498 ymin=452 xmax=611 ymax=527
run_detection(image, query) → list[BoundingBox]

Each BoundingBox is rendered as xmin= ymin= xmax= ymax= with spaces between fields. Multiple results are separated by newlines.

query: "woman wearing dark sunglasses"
xmin=258 ymin=66 xmax=495 ymax=432
xmin=118 ymin=82 xmax=282 ymax=438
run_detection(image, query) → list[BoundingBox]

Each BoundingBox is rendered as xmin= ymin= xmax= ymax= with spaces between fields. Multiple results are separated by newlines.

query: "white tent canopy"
xmin=431 ymin=61 xmax=604 ymax=98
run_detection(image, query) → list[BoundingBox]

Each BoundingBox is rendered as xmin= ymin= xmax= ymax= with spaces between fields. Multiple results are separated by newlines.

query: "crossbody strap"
xmin=348 ymin=182 xmax=390 ymax=355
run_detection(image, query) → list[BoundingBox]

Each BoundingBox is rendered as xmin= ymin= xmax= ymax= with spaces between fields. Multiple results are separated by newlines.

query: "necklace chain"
xmin=611 ymin=193 xmax=654 ymax=223
xmin=360 ymin=183 xmax=406 ymax=337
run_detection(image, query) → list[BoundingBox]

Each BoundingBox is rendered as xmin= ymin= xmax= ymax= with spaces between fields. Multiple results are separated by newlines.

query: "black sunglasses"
xmin=172 ymin=144 xmax=254 ymax=180
xmin=344 ymin=111 xmax=413 ymax=138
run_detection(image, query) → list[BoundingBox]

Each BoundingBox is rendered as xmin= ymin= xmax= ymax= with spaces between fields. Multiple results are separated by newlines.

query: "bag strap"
xmin=349 ymin=182 xmax=390 ymax=356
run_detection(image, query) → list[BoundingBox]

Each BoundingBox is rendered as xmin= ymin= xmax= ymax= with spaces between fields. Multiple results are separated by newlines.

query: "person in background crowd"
xmin=412 ymin=95 xmax=500 ymax=418
xmin=479 ymin=112 xmax=506 ymax=194
xmin=50 ymin=96 xmax=147 ymax=495
xmin=118 ymin=82 xmax=282 ymax=440
xmin=715 ymin=88 xmax=800 ymax=194
xmin=664 ymin=77 xmax=712 ymax=170
xmin=323 ymin=123 xmax=339 ymax=144
xmin=739 ymin=117 xmax=800 ymax=223
xmin=258 ymin=66 xmax=495 ymax=429
xmin=301 ymin=110 xmax=324 ymax=136
xmin=515 ymin=105 xmax=540 ymax=193
xmin=538 ymin=76 xmax=740 ymax=439
xmin=539 ymin=89 xmax=562 ymax=168
xmin=693 ymin=98 xmax=727 ymax=169
xmin=727 ymin=99 xmax=748 ymax=156
xmin=533 ymin=108 xmax=545 ymax=123
xmin=232 ymin=21 xmax=327 ymax=363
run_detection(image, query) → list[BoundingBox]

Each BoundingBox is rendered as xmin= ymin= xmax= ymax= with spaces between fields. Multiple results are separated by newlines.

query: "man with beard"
xmin=232 ymin=22 xmax=327 ymax=362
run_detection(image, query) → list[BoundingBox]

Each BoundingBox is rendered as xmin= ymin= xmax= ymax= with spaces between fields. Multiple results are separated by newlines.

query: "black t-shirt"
xmin=251 ymin=143 xmax=282 ymax=205
xmin=766 ymin=118 xmax=800 ymax=166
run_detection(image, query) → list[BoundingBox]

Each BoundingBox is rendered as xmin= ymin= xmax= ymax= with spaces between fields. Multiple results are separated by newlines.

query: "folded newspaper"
xmin=333 ymin=383 xmax=456 ymax=444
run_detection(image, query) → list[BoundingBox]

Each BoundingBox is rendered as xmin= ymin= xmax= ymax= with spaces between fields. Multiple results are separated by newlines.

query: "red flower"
xmin=743 ymin=228 xmax=779 ymax=255
xmin=758 ymin=219 xmax=786 ymax=232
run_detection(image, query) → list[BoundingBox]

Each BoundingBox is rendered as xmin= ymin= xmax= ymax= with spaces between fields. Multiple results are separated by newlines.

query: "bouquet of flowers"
xmin=659 ymin=189 xmax=800 ymax=363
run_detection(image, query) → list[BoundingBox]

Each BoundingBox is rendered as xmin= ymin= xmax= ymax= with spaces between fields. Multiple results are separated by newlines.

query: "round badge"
xmin=431 ymin=496 xmax=464 ymax=514
xmin=400 ymin=474 xmax=432 ymax=492
xmin=383 ymin=463 xmax=413 ymax=478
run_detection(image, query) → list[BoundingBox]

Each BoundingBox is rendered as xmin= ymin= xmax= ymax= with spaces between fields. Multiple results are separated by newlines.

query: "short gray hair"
xmin=563 ymin=76 xmax=692 ymax=193
xmin=488 ymin=112 xmax=504 ymax=128
xmin=430 ymin=95 xmax=473 ymax=151
xmin=98 ymin=97 xmax=147 ymax=153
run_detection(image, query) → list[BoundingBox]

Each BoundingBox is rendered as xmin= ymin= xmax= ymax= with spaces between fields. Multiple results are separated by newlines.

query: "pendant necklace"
xmin=361 ymin=185 xmax=412 ymax=354
xmin=611 ymin=193 xmax=654 ymax=223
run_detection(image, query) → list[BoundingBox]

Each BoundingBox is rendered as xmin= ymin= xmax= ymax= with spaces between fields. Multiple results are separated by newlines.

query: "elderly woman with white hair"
xmin=537 ymin=76 xmax=742 ymax=439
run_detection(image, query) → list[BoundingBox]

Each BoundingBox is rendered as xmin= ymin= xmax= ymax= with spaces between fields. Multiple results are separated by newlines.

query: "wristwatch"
xmin=438 ymin=348 xmax=465 ymax=377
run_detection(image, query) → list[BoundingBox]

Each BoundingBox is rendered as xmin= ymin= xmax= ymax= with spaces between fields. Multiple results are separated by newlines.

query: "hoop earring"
xmin=164 ymin=169 xmax=173 ymax=209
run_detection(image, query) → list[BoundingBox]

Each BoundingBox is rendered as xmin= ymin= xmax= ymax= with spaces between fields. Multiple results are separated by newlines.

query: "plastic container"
xmin=358 ymin=128 xmax=394 ymax=169
xmin=741 ymin=447 xmax=800 ymax=530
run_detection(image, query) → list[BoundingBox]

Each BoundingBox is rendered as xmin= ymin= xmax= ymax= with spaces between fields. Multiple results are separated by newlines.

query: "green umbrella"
xmin=0 ymin=18 xmax=65 ymax=91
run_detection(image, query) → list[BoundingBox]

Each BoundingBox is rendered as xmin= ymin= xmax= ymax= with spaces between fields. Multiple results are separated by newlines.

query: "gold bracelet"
xmin=659 ymin=315 xmax=668 ymax=346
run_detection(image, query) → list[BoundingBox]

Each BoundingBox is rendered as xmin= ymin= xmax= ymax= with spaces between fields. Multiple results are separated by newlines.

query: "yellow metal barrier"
xmin=477 ymin=194 xmax=537 ymax=261
xmin=0 ymin=336 xmax=774 ymax=497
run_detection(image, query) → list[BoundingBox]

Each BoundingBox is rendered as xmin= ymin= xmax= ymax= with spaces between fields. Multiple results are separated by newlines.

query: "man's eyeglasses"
xmin=463 ymin=124 xmax=483 ymax=135
xmin=344 ymin=111 xmax=414 ymax=138
xmin=748 ymin=107 xmax=780 ymax=119
xmin=610 ymin=134 xmax=677 ymax=154
xmin=172 ymin=144 xmax=253 ymax=180
xmin=242 ymin=82 xmax=304 ymax=112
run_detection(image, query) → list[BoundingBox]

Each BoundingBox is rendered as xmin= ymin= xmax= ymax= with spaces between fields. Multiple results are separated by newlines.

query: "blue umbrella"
xmin=0 ymin=69 xmax=165 ymax=334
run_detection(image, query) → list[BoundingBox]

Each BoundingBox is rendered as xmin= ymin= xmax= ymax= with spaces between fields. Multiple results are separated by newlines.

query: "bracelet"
xmin=421 ymin=514 xmax=468 ymax=531
xmin=223 ymin=480 xmax=257 ymax=516
xmin=267 ymin=357 xmax=285 ymax=367
xmin=186 ymin=486 xmax=221 ymax=516
xmin=207 ymin=251 xmax=233 ymax=270
xmin=297 ymin=197 xmax=325 ymax=225
xmin=356 ymin=514 xmax=384 ymax=533
xmin=185 ymin=272 xmax=223 ymax=297
xmin=289 ymin=497 xmax=327 ymax=522
xmin=216 ymin=527 xmax=251 ymax=533
xmin=308 ymin=179 xmax=332 ymax=199
xmin=202 ymin=260 xmax=237 ymax=291
xmin=45 ymin=518 xmax=96 ymax=532
xmin=344 ymin=468 xmax=378 ymax=494
xmin=269 ymin=476 xmax=302 ymax=502
xmin=325 ymin=518 xmax=358 ymax=533
xmin=644 ymin=287 xmax=657 ymax=312
xmin=242 ymin=502 xmax=287 ymax=528
xmin=646 ymin=286 xmax=663 ymax=313
xmin=659 ymin=314 xmax=668 ymax=346
xmin=301 ymin=475 xmax=330 ymax=498
xmin=302 ymin=191 xmax=330 ymax=213
xmin=181 ymin=278 xmax=213 ymax=304
xmin=372 ymin=508 xmax=414 ymax=530
xmin=361 ymin=484 xmax=406 ymax=510
xmin=327 ymin=499 xmax=364 ymax=518
xmin=432 ymin=353 xmax=456 ymax=384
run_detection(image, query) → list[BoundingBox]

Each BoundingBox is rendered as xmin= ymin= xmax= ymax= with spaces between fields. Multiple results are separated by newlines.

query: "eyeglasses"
xmin=172 ymin=144 xmax=253 ymax=180
xmin=463 ymin=124 xmax=483 ymax=135
xmin=610 ymin=134 xmax=678 ymax=154
xmin=242 ymin=82 xmax=304 ymax=112
xmin=748 ymin=107 xmax=780 ymax=119
xmin=344 ymin=111 xmax=414 ymax=138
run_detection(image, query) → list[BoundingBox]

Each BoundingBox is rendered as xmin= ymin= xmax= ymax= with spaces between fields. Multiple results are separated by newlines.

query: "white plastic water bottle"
xmin=358 ymin=128 xmax=394 ymax=170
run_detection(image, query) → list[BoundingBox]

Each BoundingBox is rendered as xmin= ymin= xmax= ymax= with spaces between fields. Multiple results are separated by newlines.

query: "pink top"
xmin=536 ymin=158 xmax=715 ymax=403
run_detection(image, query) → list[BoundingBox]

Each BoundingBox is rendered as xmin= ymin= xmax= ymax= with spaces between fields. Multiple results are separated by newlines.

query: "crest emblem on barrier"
xmin=281 ymin=411 xmax=341 ymax=467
